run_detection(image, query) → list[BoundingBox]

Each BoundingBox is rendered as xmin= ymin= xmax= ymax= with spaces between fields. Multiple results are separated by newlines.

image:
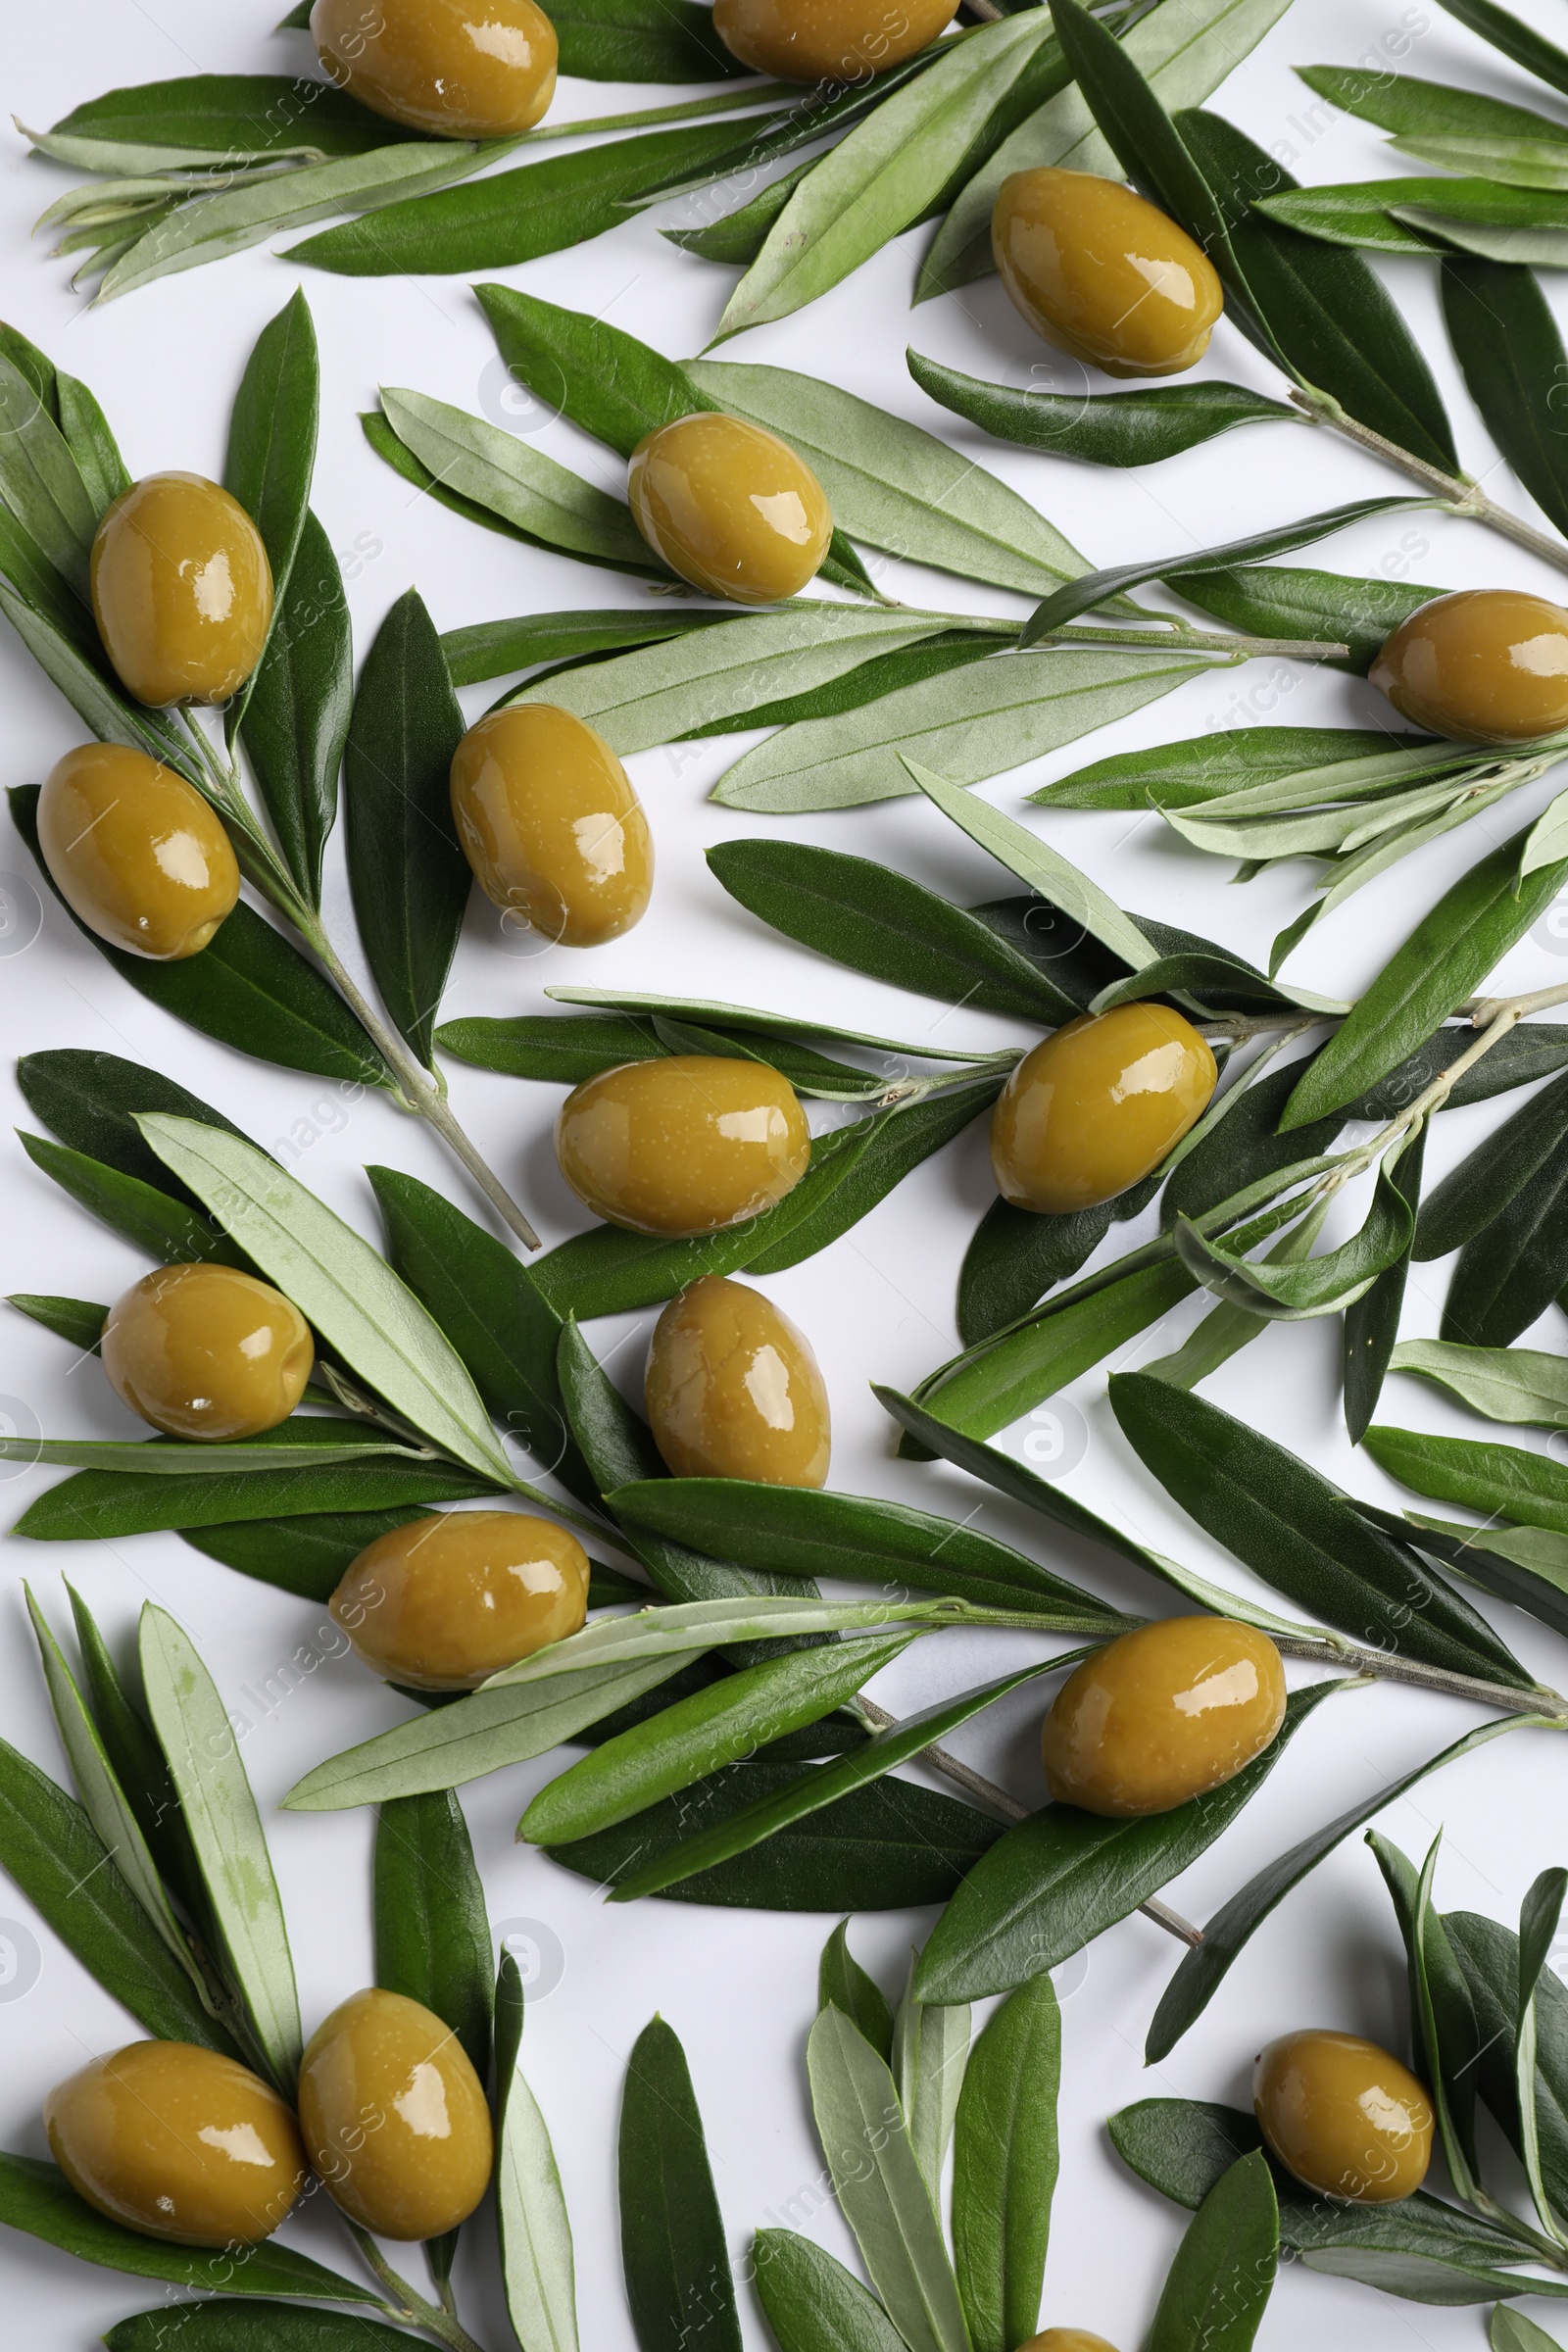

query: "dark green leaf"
xmin=1363 ymin=1423 xmax=1568 ymax=1537
xmin=1447 ymin=1908 xmax=1568 ymax=2224
xmin=1443 ymin=257 xmax=1568 ymax=540
xmin=1150 ymin=2154 xmax=1277 ymax=2352
xmin=1369 ymin=1831 xmax=1481 ymax=2180
xmin=1345 ymin=1126 xmax=1425 ymax=1443
xmin=619 ymin=2017 xmax=742 ymax=2352
xmin=106 ymin=2308 xmax=413 ymax=2350
xmin=539 ymin=0 xmax=748 ymax=79
xmin=222 ymin=287 xmax=318 ymax=744
xmin=241 ymin=508 xmax=350 ymax=906
xmin=663 ymin=167 xmax=805 ymax=262
xmin=66 ymin=1584 xmax=207 ymax=1922
xmin=707 ymin=838 xmax=1077 ymax=1022
xmin=439 ymin=1010 xmax=666 ymax=1084
xmin=1039 ymin=726 xmax=1425 ymax=813
xmin=1297 ymin=63 xmax=1568 ymax=141
xmin=952 ymin=1978 xmax=1059 ymax=2352
xmin=442 ymin=607 xmax=727 ymax=688
xmin=1162 ymin=1061 xmax=1342 ymax=1234
xmin=1348 ymin=1024 xmax=1568 ymax=1117
xmin=16 ymin=1046 xmax=250 ymax=1202
xmin=820 ymin=1919 xmax=894 ymax=2063
xmin=1434 ymin=0 xmax=1568 ymax=103
xmin=50 ymin=74 xmax=419 ymax=156
xmin=1368 ymin=1506 xmax=1568 ymax=1645
xmin=1418 ymin=1067 xmax=1568 ymax=1259
xmin=344 ymin=590 xmax=467 ymax=1066
xmin=1112 ymin=1372 xmax=1532 ymax=1681
xmin=682 ymin=633 xmax=998 ymax=739
xmin=11 ymin=786 xmax=391 ymax=1088
xmin=374 ymin=1790 xmax=493 ymax=2081
xmin=181 ymin=1505 xmax=428 ymax=1601
xmin=1146 ymin=1715 xmax=1544 ymax=2062
xmin=957 ymin=1196 xmax=1115 ymax=1347
xmin=554 ymin=1764 xmax=1002 ymax=1909
xmin=9 ymin=1293 xmax=105 ymax=1351
xmin=289 ymin=119 xmax=786 ymax=274
xmin=20 ymin=1132 xmax=238 ymax=1267
xmin=906 ymin=349 xmax=1294 ymax=466
xmin=915 ymin=1687 xmax=1337 ymax=2005
xmin=477 ymin=281 xmax=698 ymax=459
xmin=1254 ymin=178 xmax=1522 ymax=258
xmin=0 ymin=326 xmax=128 ymax=515
xmin=1170 ymin=564 xmax=1442 ymax=677
xmin=606 ymin=1478 xmax=1126 ymax=1625
xmin=1283 ymin=826 xmax=1568 ymax=1127
xmin=755 ymin=2230 xmax=907 ymax=2352
xmin=1442 ymin=1125 xmax=1568 ymax=1347
xmin=0 ymin=1735 xmax=235 ymax=2051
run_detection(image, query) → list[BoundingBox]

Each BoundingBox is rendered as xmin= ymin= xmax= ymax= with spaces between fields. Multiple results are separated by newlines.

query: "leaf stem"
xmin=343 ymin=2221 xmax=497 ymax=2352
xmin=1273 ymin=1634 xmax=1566 ymax=1718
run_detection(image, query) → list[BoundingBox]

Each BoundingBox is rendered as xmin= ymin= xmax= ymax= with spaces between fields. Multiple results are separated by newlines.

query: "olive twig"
xmin=342 ymin=2221 xmax=497 ymax=2352
xmin=1270 ymin=1635 xmax=1567 ymax=1721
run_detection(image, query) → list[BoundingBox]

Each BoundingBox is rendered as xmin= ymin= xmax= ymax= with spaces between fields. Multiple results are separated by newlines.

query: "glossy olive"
xmin=992 ymin=169 xmax=1224 ymax=379
xmin=91 ymin=473 xmax=273 ymax=708
xmin=991 ymin=1004 xmax=1217 ymax=1216
xmin=1041 ymin=1617 xmax=1286 ymax=1817
xmin=711 ymin=0 xmax=956 ymax=81
xmin=646 ymin=1276 xmax=831 ymax=1487
xmin=101 ymin=1264 xmax=314 ymax=1443
xmin=312 ymin=0 xmax=557 ymax=135
xmin=1254 ymin=2031 xmax=1434 ymax=2203
xmin=627 ymin=413 xmax=833 ymax=605
xmin=330 ymin=1509 xmax=590 ymax=1690
xmin=1370 ymin=589 xmax=1568 ymax=746
xmin=1017 ymin=2335 xmax=1120 ymax=2352
xmin=37 ymin=743 xmax=239 ymax=961
xmin=557 ymin=1054 xmax=811 ymax=1236
xmin=45 ymin=2040 xmax=306 ymax=2248
xmin=299 ymin=1987 xmax=494 ymax=2239
xmin=450 ymin=704 xmax=653 ymax=947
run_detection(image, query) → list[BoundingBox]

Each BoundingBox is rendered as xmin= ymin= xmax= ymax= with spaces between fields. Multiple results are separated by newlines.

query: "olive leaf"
xmin=1253 ymin=177 xmax=1568 ymax=263
xmin=443 ymin=607 xmax=727 ymax=689
xmin=914 ymin=1686 xmax=1339 ymax=2006
xmin=7 ymin=1432 xmax=425 ymax=1477
xmin=1434 ymin=0 xmax=1568 ymax=103
xmin=16 ymin=1441 xmax=497 ymax=1544
xmin=1146 ymin=1713 xmax=1551 ymax=2063
xmin=241 ymin=507 xmax=350 ymax=907
xmin=373 ymin=1790 xmax=493 ymax=2084
xmin=906 ymin=351 xmax=1296 ymax=467
xmin=20 ymin=1132 xmax=239 ymax=1268
xmin=222 ymin=286 xmax=318 ymax=745
xmin=1354 ymin=1024 xmax=1568 ymax=1116
xmin=1368 ymin=1831 xmax=1483 ymax=2191
xmin=806 ymin=2003 xmax=969 ymax=2352
xmin=1150 ymin=2154 xmax=1277 ymax=2352
xmin=104 ymin=2311 xmax=413 ymax=2350
xmin=0 ymin=585 xmax=206 ymax=783
xmin=0 ymin=320 xmax=128 ymax=515
xmin=1390 ymin=1341 xmax=1568 ymax=1428
xmin=494 ymin=1948 xmax=581 ymax=2352
xmin=1443 ymin=257 xmax=1568 ymax=541
xmin=1281 ymin=826 xmax=1568 ymax=1125
xmin=19 ymin=1044 xmax=251 ymax=1206
xmin=1442 ymin=1120 xmax=1568 ymax=1348
xmin=1417 ymin=1067 xmax=1568 ymax=1261
xmin=1172 ymin=1156 xmax=1415 ymax=1321
xmin=540 ymin=0 xmax=746 ymax=79
xmin=1447 ymin=1904 xmax=1568 ymax=2236
xmin=1363 ymin=1425 xmax=1568 ymax=1538
xmin=135 ymin=1116 xmax=515 ymax=1486
xmin=0 ymin=353 xmax=99 ymax=597
xmin=755 ymin=2231 xmax=907 ymax=2352
xmin=139 ymin=1603 xmax=302 ymax=2088
xmin=952 ymin=1977 xmax=1059 ymax=2352
xmin=10 ymin=1294 xmax=106 ymax=1351
xmin=823 ymin=1918 xmax=896 ymax=2063
xmin=619 ymin=2017 xmax=743 ymax=2352
xmin=893 ymin=1969 xmax=968 ymax=2203
xmin=550 ymin=987 xmax=989 ymax=1067
xmin=1494 ymin=2313 xmax=1568 ymax=2352
xmin=40 ymin=73 xmax=416 ymax=162
xmin=1173 ymin=564 xmax=1443 ymax=675
xmin=1345 ymin=1125 xmax=1426 ymax=1443
xmin=957 ymin=1197 xmax=1115 ymax=1348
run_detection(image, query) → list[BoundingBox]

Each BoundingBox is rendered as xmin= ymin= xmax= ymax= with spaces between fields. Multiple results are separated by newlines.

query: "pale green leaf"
xmin=380 ymin=387 xmax=652 ymax=571
xmin=1391 ymin=1341 xmax=1568 ymax=1430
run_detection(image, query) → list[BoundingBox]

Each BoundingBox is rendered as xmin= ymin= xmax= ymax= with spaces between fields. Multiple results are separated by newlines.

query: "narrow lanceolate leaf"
xmin=16 ymin=1446 xmax=496 ymax=1544
xmin=1390 ymin=1340 xmax=1568 ymax=1429
xmin=240 ymin=508 xmax=350 ymax=906
xmin=1369 ymin=1832 xmax=1482 ymax=2189
xmin=140 ymin=1605 xmax=301 ymax=2088
xmin=136 ymin=1116 xmax=514 ymax=1486
xmin=540 ymin=0 xmax=745 ymax=80
xmin=374 ymin=1791 xmax=492 ymax=2081
xmin=1364 ymin=1508 xmax=1568 ymax=1648
xmin=442 ymin=606 xmax=726 ymax=688
xmin=1434 ymin=0 xmax=1568 ymax=104
xmin=1442 ymin=1122 xmax=1568 ymax=1348
xmin=823 ymin=1919 xmax=896 ymax=2064
xmin=0 ymin=1737 xmax=235 ymax=2052
xmin=0 ymin=354 xmax=99 ymax=596
xmin=1283 ymin=827 xmax=1568 ymax=1126
xmin=807 ymin=2004 xmax=970 ymax=2352
xmin=1146 ymin=1714 xmax=1549 ymax=2063
xmin=957 ymin=1198 xmax=1112 ymax=1348
xmin=20 ymin=1132 xmax=238 ymax=1268
xmin=344 ymin=589 xmax=468 ymax=1065
xmin=1363 ymin=1425 xmax=1568 ymax=1539
xmin=1442 ymin=257 xmax=1568 ymax=541
xmin=953 ymin=1979 xmax=1059 ymax=2352
xmin=1150 ymin=2155 xmax=1277 ymax=2352
xmin=222 ymin=287 xmax=318 ymax=740
xmin=895 ymin=1976 xmax=969 ymax=2206
xmin=916 ymin=1687 xmax=1338 ymax=2006
xmin=43 ymin=73 xmax=418 ymax=161
xmin=0 ymin=2153 xmax=368 ymax=2300
xmin=1345 ymin=1128 xmax=1426 ymax=1444
xmin=907 ymin=351 xmax=1295 ymax=466
xmin=1417 ymin=1068 xmax=1568 ymax=1261
xmin=1043 ymin=726 xmax=1415 ymax=816
xmin=495 ymin=1951 xmax=579 ymax=2352
xmin=689 ymin=357 xmax=1088 ymax=594
xmin=1173 ymin=1157 xmax=1415 ymax=1322
xmin=104 ymin=2311 xmax=412 ymax=2350
xmin=1446 ymin=1905 xmax=1568 ymax=2228
xmin=619 ymin=2018 xmax=743 ymax=2352
xmin=9 ymin=1293 xmax=105 ymax=1350
xmin=755 ymin=2231 xmax=908 ymax=2352
xmin=66 ymin=1585 xmax=205 ymax=1921
xmin=476 ymin=281 xmax=699 ymax=456
xmin=1109 ymin=1374 xmax=1532 ymax=1685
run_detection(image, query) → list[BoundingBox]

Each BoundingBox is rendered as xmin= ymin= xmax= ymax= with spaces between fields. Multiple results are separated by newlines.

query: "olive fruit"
xmin=646 ymin=1276 xmax=831 ymax=1487
xmin=101 ymin=1264 xmax=314 ymax=1443
xmin=557 ymin=1055 xmax=811 ymax=1236
xmin=627 ymin=414 xmax=833 ymax=605
xmin=990 ymin=1004 xmax=1217 ymax=1216
xmin=37 ymin=743 xmax=240 ymax=960
xmin=1017 ymin=2335 xmax=1120 ymax=2352
xmin=45 ymin=2040 xmax=306 ymax=2247
xmin=330 ymin=1509 xmax=590 ymax=1690
xmin=312 ymin=0 xmax=557 ymax=135
xmin=711 ymin=0 xmax=956 ymax=81
xmin=299 ymin=1987 xmax=494 ymax=2239
xmin=449 ymin=704 xmax=653 ymax=947
xmin=1369 ymin=589 xmax=1568 ymax=746
xmin=1041 ymin=1618 xmax=1286 ymax=1817
xmin=1254 ymin=2031 xmax=1434 ymax=2203
xmin=91 ymin=473 xmax=273 ymax=708
xmin=992 ymin=169 xmax=1224 ymax=378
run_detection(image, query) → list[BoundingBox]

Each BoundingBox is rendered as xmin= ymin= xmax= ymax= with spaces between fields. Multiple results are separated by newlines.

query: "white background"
xmin=5 ymin=4 xmax=1568 ymax=2347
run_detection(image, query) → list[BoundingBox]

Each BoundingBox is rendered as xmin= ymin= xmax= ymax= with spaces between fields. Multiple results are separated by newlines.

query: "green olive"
xmin=1370 ymin=589 xmax=1568 ymax=745
xmin=91 ymin=473 xmax=273 ymax=709
xmin=37 ymin=743 xmax=239 ymax=960
xmin=312 ymin=0 xmax=557 ymax=134
xmin=1254 ymin=2030 xmax=1434 ymax=2203
xmin=1017 ymin=2335 xmax=1120 ymax=2352
xmin=45 ymin=2040 xmax=306 ymax=2247
xmin=557 ymin=1054 xmax=811 ymax=1236
xmin=711 ymin=0 xmax=956 ymax=80
xmin=330 ymin=1509 xmax=590 ymax=1690
xmin=1041 ymin=1618 xmax=1286 ymax=1817
xmin=299 ymin=1987 xmax=494 ymax=2239
xmin=992 ymin=169 xmax=1224 ymax=378
xmin=101 ymin=1264 xmax=314 ymax=1443
xmin=646 ymin=1275 xmax=831 ymax=1487
xmin=627 ymin=413 xmax=833 ymax=605
xmin=449 ymin=704 xmax=653 ymax=947
xmin=990 ymin=1004 xmax=1217 ymax=1216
